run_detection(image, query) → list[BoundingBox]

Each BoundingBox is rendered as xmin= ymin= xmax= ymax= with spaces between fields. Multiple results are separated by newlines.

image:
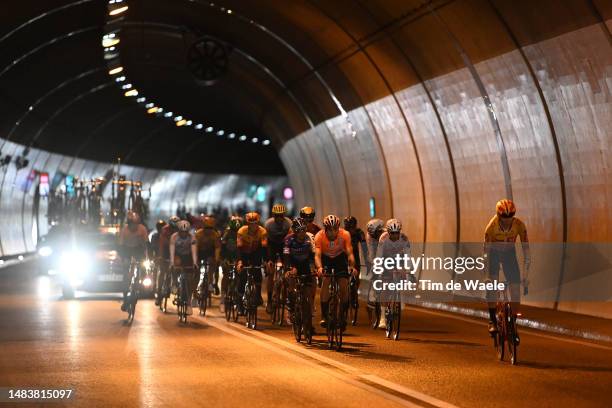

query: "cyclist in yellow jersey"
xmin=484 ymin=199 xmax=531 ymax=335
xmin=236 ymin=212 xmax=268 ymax=306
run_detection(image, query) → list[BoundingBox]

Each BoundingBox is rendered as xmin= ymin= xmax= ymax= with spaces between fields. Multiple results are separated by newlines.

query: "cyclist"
xmin=169 ymin=220 xmax=198 ymax=311
xmin=195 ymin=214 xmax=222 ymax=295
xmin=365 ymin=218 xmax=385 ymax=276
xmin=315 ymin=215 xmax=357 ymax=329
xmin=237 ymin=212 xmax=268 ymax=307
xmin=264 ymin=204 xmax=292 ymax=313
xmin=484 ymin=199 xmax=530 ymax=337
xmin=119 ymin=211 xmax=149 ymax=311
xmin=375 ymin=219 xmax=411 ymax=328
xmin=149 ymin=219 xmax=166 ymax=259
xmin=284 ymin=218 xmax=315 ymax=327
xmin=300 ymin=206 xmax=321 ymax=235
xmin=344 ymin=215 xmax=367 ymax=289
xmin=220 ymin=215 xmax=243 ymax=301
xmin=155 ymin=215 xmax=180 ymax=306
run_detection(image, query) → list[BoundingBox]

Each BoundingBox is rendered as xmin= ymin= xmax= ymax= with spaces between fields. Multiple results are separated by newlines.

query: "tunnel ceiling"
xmin=0 ymin=0 xmax=609 ymax=175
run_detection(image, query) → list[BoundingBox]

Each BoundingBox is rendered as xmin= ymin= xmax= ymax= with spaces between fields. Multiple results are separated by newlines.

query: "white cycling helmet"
xmin=323 ymin=214 xmax=340 ymax=229
xmin=177 ymin=220 xmax=190 ymax=232
xmin=366 ymin=218 xmax=384 ymax=236
xmin=385 ymin=218 xmax=402 ymax=233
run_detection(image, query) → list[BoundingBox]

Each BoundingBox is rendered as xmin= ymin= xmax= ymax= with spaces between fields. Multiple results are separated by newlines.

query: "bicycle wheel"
xmin=392 ymin=303 xmax=401 ymax=341
xmin=385 ymin=307 xmax=393 ymax=339
xmin=336 ymin=304 xmax=346 ymax=351
xmin=293 ymin=302 xmax=302 ymax=343
xmin=496 ymin=313 xmax=506 ymax=361
xmin=327 ymin=297 xmax=338 ymax=349
xmin=508 ymin=312 xmax=518 ymax=365
xmin=367 ymin=286 xmax=381 ymax=329
xmin=224 ymin=293 xmax=232 ymax=321
xmin=199 ymin=286 xmax=208 ymax=316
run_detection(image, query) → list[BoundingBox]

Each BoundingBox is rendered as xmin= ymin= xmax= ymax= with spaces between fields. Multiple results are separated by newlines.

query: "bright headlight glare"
xmin=38 ymin=246 xmax=53 ymax=257
xmin=142 ymin=277 xmax=152 ymax=287
xmin=142 ymin=259 xmax=152 ymax=270
xmin=60 ymin=252 xmax=89 ymax=277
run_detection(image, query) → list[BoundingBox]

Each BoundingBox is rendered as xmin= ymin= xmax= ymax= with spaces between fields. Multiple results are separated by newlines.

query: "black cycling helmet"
xmin=292 ymin=217 xmax=307 ymax=232
xmin=343 ymin=216 xmax=357 ymax=229
xmin=155 ymin=219 xmax=167 ymax=232
xmin=299 ymin=206 xmax=315 ymax=220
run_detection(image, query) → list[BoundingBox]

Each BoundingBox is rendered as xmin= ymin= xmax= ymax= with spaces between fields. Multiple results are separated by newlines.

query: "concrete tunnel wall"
xmin=0 ymin=137 xmax=288 ymax=259
xmin=278 ymin=2 xmax=612 ymax=318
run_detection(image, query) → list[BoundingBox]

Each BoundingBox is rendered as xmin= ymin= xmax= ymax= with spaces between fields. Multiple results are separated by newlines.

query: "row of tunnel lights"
xmin=103 ymin=0 xmax=271 ymax=146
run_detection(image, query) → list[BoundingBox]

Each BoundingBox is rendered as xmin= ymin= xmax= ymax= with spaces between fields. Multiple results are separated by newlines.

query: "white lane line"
xmin=193 ymin=310 xmax=460 ymax=408
xmin=407 ymin=306 xmax=612 ymax=351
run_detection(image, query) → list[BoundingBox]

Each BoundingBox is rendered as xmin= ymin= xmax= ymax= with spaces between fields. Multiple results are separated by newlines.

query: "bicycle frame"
xmin=494 ymin=281 xmax=519 ymax=365
xmin=322 ymin=268 xmax=347 ymax=351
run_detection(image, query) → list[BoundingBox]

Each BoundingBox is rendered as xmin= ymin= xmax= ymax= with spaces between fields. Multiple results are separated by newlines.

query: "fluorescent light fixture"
xmin=228 ymin=133 xmax=236 ymax=139
xmin=173 ymin=115 xmax=183 ymax=121
xmin=147 ymin=107 xmax=159 ymax=114
xmin=109 ymin=5 xmax=128 ymax=16
xmin=262 ymin=139 xmax=270 ymax=145
xmin=216 ymin=130 xmax=224 ymax=136
xmin=115 ymin=76 xmax=126 ymax=82
xmin=251 ymin=137 xmax=259 ymax=143
xmin=102 ymin=37 xmax=120 ymax=47
xmin=176 ymin=119 xmax=187 ymax=127
xmin=186 ymin=120 xmax=193 ymax=126
xmin=108 ymin=66 xmax=123 ymax=75
xmin=145 ymin=103 xmax=154 ymax=108
xmin=136 ymin=97 xmax=146 ymax=103
xmin=206 ymin=127 xmax=213 ymax=132
xmin=195 ymin=124 xmax=203 ymax=130
xmin=121 ymin=83 xmax=132 ymax=89
xmin=239 ymin=135 xmax=247 ymax=141
xmin=124 ymin=89 xmax=138 ymax=97
xmin=164 ymin=112 xmax=173 ymax=117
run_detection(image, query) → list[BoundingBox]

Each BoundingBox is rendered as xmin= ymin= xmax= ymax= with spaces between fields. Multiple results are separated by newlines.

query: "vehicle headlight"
xmin=107 ymin=250 xmax=118 ymax=261
xmin=142 ymin=277 xmax=152 ymax=287
xmin=60 ymin=251 xmax=90 ymax=284
xmin=38 ymin=246 xmax=53 ymax=257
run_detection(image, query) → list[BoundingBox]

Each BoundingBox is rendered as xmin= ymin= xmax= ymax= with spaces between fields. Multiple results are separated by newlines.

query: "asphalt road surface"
xmin=1 ymin=264 xmax=611 ymax=407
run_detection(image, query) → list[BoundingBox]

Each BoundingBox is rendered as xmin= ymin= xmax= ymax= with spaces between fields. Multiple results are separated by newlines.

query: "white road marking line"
xmin=193 ymin=310 xmax=460 ymax=408
xmin=407 ymin=306 xmax=612 ymax=351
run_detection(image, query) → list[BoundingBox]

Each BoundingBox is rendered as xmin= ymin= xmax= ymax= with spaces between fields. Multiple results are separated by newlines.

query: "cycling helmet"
xmin=228 ymin=216 xmax=243 ymax=231
xmin=343 ymin=216 xmax=357 ymax=229
xmin=299 ymin=206 xmax=315 ymax=220
xmin=127 ymin=211 xmax=140 ymax=224
xmin=385 ymin=218 xmax=402 ymax=233
xmin=496 ymin=199 xmax=516 ymax=218
xmin=202 ymin=215 xmax=216 ymax=228
xmin=366 ymin=218 xmax=384 ymax=236
xmin=323 ymin=214 xmax=340 ymax=229
xmin=168 ymin=215 xmax=180 ymax=227
xmin=177 ymin=220 xmax=190 ymax=232
xmin=155 ymin=219 xmax=167 ymax=232
xmin=292 ymin=217 xmax=307 ymax=232
xmin=271 ymin=203 xmax=287 ymax=216
xmin=245 ymin=212 xmax=260 ymax=224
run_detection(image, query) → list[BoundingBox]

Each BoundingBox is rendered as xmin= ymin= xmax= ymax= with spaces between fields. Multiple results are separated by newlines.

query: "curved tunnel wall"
xmin=279 ymin=1 xmax=611 ymax=317
xmin=0 ymin=137 xmax=288 ymax=258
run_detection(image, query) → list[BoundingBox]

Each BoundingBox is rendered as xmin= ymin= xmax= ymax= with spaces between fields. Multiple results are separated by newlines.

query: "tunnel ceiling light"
xmin=205 ymin=126 xmax=213 ymax=132
xmin=145 ymin=103 xmax=154 ymax=108
xmin=136 ymin=97 xmax=146 ymax=103
xmin=124 ymin=89 xmax=138 ymax=97
xmin=121 ymin=83 xmax=132 ymax=89
xmin=102 ymin=37 xmax=120 ymax=48
xmin=147 ymin=107 xmax=159 ymax=114
xmin=262 ymin=139 xmax=270 ymax=145
xmin=157 ymin=108 xmax=164 ymax=113
xmin=195 ymin=124 xmax=203 ymax=130
xmin=115 ymin=76 xmax=126 ymax=82
xmin=173 ymin=115 xmax=183 ymax=122
xmin=227 ymin=9 xmax=232 ymax=14
xmin=186 ymin=120 xmax=193 ymax=126
xmin=217 ymin=130 xmax=224 ymax=136
xmin=228 ymin=133 xmax=236 ymax=139
xmin=109 ymin=6 xmax=128 ymax=16
xmin=239 ymin=135 xmax=247 ymax=141
xmin=176 ymin=119 xmax=187 ymax=127
xmin=164 ymin=112 xmax=173 ymax=118
xmin=251 ymin=137 xmax=259 ymax=143
xmin=108 ymin=66 xmax=123 ymax=75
